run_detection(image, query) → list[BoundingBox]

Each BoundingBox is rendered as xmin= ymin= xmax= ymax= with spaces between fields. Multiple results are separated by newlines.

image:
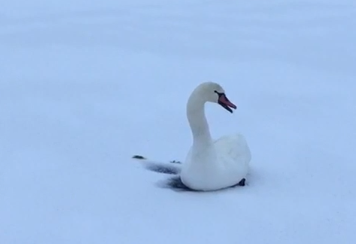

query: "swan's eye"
xmin=214 ymin=90 xmax=223 ymax=97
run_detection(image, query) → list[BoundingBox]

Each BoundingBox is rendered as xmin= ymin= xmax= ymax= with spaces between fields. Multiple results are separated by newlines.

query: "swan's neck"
xmin=186 ymin=93 xmax=213 ymax=147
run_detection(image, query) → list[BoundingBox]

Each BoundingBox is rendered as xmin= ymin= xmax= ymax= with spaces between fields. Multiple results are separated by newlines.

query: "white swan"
xmin=180 ymin=81 xmax=251 ymax=191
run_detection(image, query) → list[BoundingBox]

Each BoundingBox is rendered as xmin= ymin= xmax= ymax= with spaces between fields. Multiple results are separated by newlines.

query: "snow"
xmin=1 ymin=0 xmax=355 ymax=243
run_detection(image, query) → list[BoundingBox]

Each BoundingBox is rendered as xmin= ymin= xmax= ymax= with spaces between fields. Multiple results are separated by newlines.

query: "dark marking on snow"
xmin=165 ymin=176 xmax=198 ymax=192
xmin=161 ymin=176 xmax=247 ymax=192
xmin=132 ymin=155 xmax=146 ymax=160
xmin=144 ymin=162 xmax=181 ymax=175
xmin=238 ymin=178 xmax=246 ymax=186
xmin=170 ymin=160 xmax=182 ymax=164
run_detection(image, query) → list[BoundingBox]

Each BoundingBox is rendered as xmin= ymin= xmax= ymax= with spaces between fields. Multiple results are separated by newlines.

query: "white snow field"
xmin=1 ymin=0 xmax=356 ymax=243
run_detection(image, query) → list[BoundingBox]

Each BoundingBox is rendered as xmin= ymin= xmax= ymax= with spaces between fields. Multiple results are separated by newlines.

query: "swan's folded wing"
xmin=214 ymin=134 xmax=251 ymax=165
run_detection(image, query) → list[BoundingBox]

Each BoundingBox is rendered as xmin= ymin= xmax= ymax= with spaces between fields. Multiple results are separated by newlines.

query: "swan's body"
xmin=180 ymin=82 xmax=251 ymax=191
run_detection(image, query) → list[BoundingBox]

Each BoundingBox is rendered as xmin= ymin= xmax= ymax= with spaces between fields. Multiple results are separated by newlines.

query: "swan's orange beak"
xmin=218 ymin=94 xmax=237 ymax=113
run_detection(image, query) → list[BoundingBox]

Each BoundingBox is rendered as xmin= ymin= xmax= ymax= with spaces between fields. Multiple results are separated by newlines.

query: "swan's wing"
xmin=214 ymin=134 xmax=251 ymax=165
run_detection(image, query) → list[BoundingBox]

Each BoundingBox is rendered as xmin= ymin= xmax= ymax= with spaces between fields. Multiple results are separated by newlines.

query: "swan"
xmin=180 ymin=81 xmax=251 ymax=191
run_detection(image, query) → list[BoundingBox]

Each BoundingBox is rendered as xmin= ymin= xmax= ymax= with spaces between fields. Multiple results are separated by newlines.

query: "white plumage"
xmin=180 ymin=82 xmax=251 ymax=191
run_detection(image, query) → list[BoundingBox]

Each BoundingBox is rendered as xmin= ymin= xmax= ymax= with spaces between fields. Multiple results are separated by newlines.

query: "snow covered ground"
xmin=1 ymin=0 xmax=355 ymax=243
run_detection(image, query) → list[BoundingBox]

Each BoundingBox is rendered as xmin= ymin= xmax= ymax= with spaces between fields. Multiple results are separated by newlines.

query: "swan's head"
xmin=196 ymin=81 xmax=237 ymax=113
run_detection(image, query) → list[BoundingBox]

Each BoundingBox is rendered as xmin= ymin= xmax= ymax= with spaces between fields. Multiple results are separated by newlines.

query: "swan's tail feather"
xmin=132 ymin=155 xmax=182 ymax=175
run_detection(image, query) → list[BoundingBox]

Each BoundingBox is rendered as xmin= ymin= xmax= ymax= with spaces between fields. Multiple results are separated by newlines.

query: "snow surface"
xmin=1 ymin=0 xmax=356 ymax=243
